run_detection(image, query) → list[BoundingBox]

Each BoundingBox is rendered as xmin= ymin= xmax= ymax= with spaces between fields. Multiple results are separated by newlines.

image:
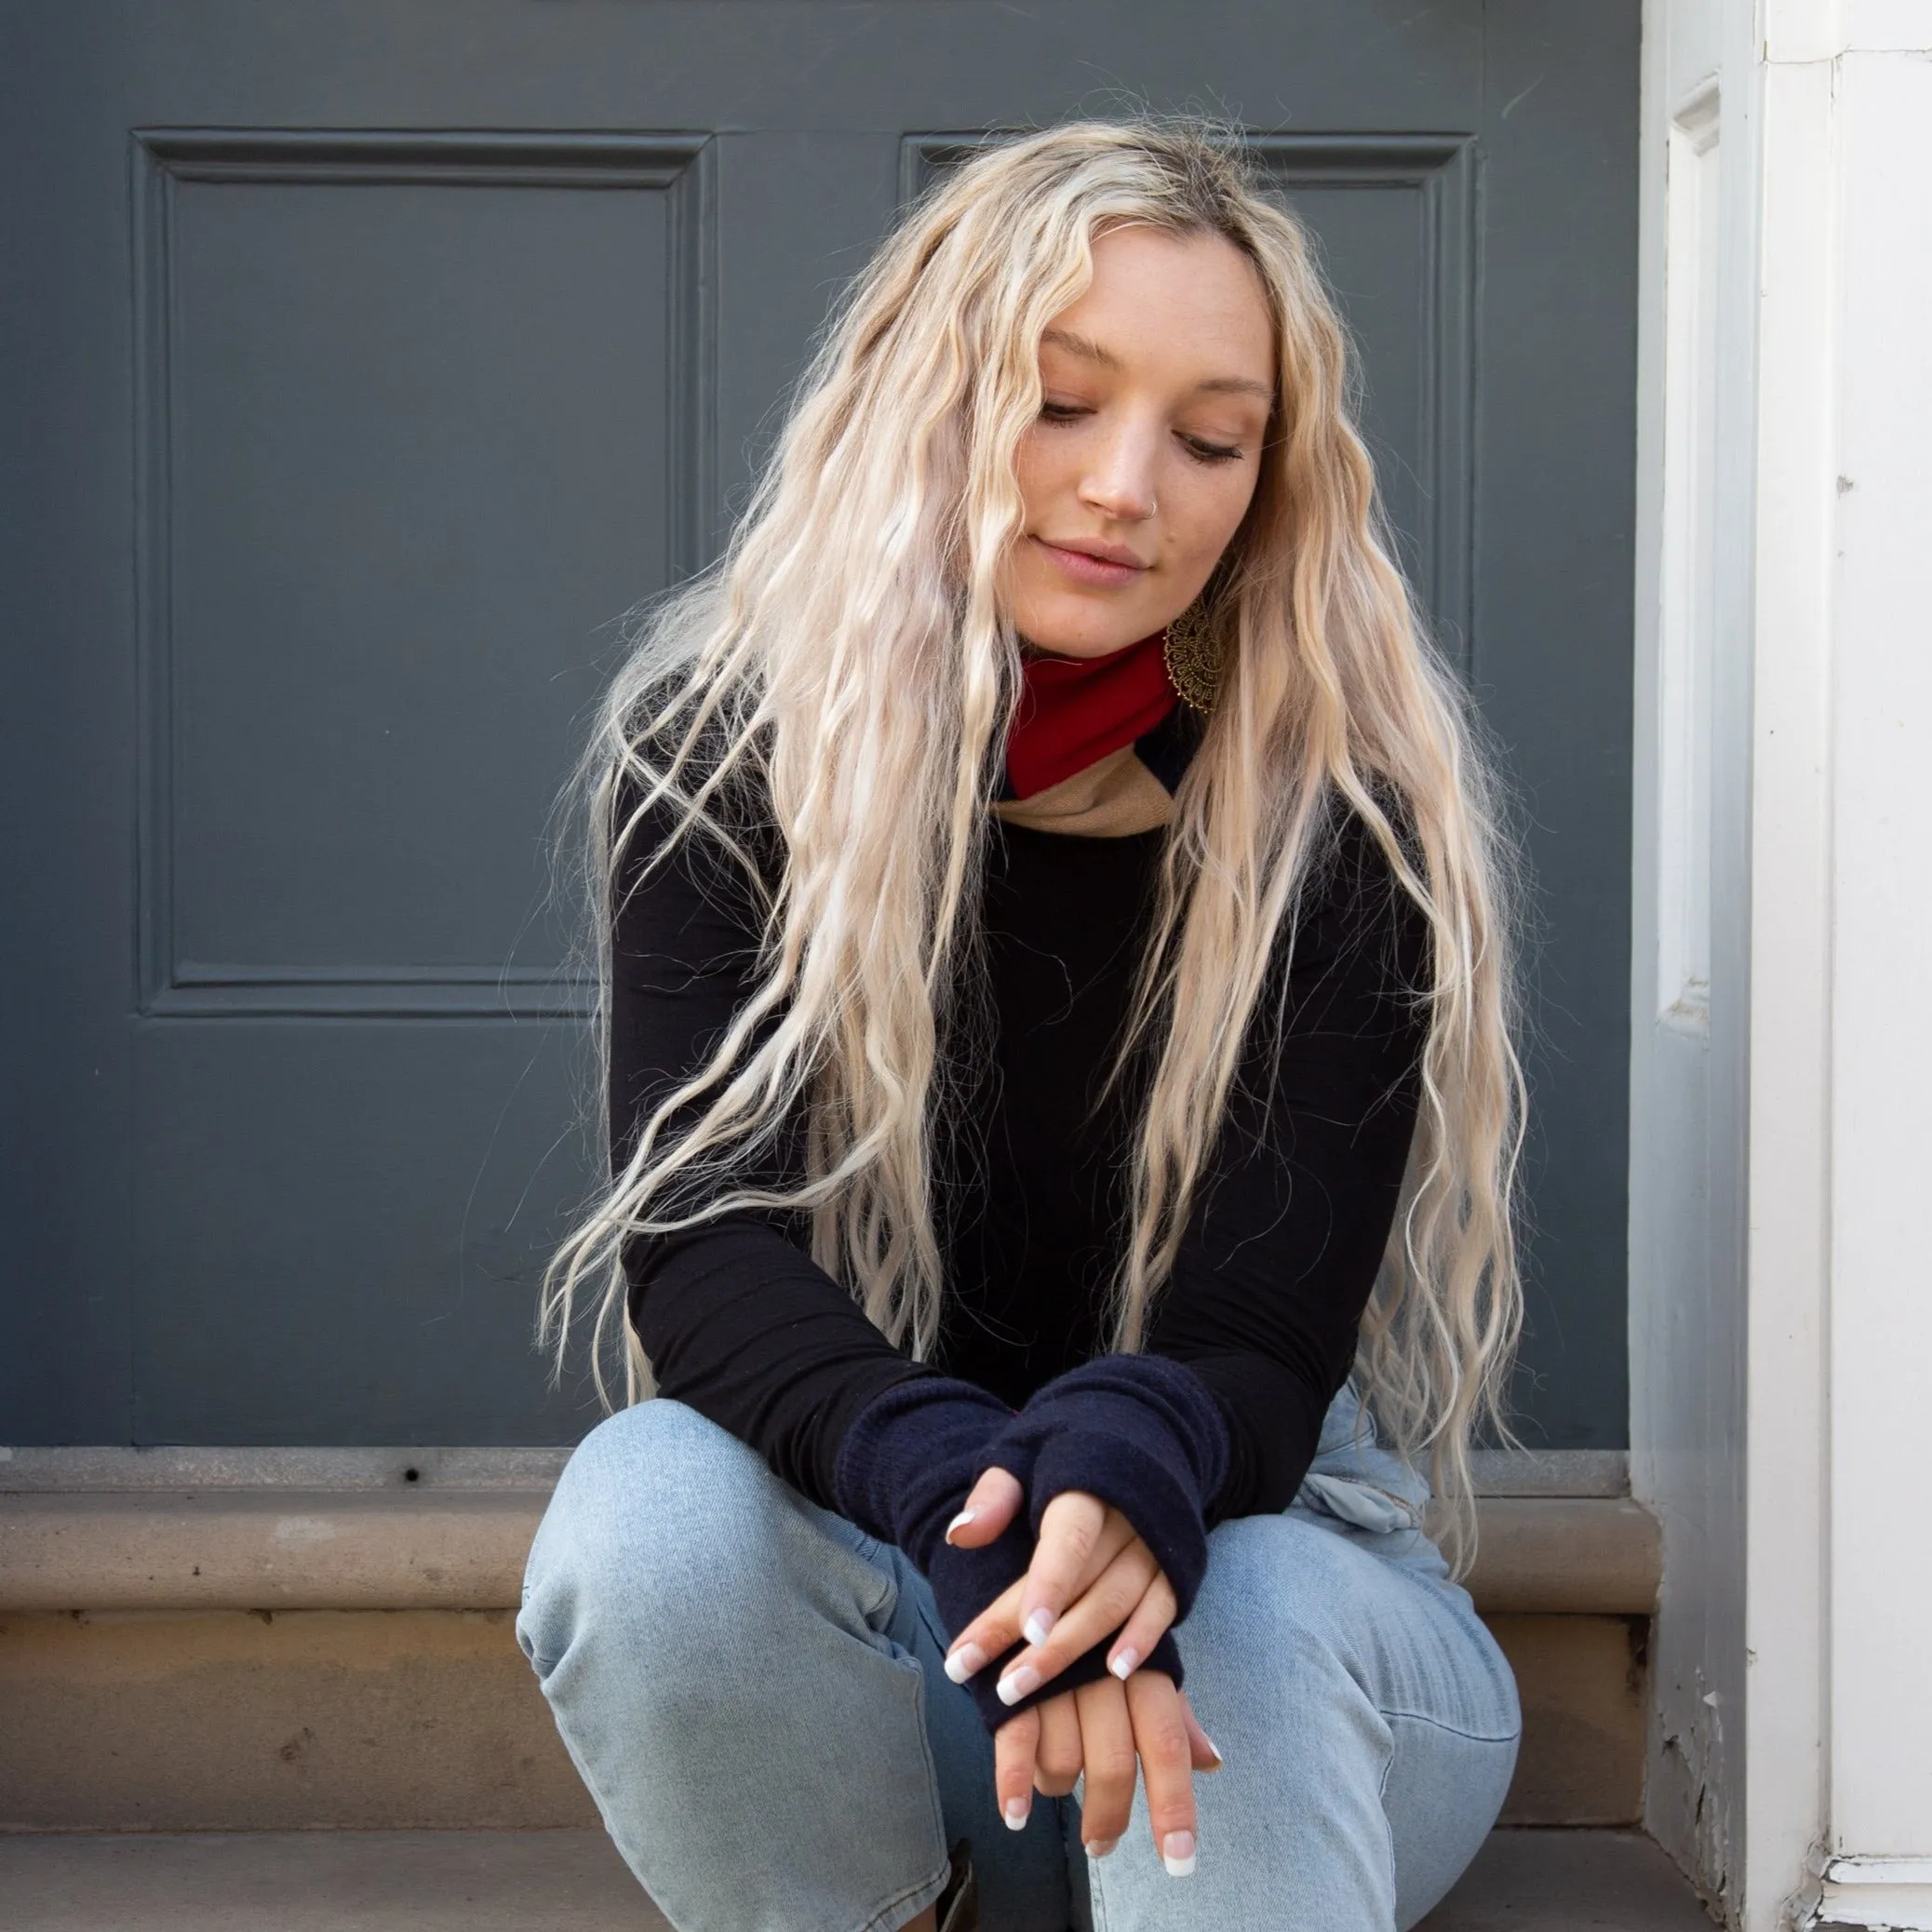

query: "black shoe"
xmin=935 ymin=1839 xmax=978 ymax=1932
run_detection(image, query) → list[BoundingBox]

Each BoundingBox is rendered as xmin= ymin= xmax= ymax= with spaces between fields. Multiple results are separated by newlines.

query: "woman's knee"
xmin=1185 ymin=1511 xmax=1519 ymax=1764
xmin=1189 ymin=1514 xmax=1382 ymax=1678
xmin=517 ymin=1400 xmax=793 ymax=1677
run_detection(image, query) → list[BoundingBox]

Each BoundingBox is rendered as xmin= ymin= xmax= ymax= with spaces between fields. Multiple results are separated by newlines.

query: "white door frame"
xmin=1630 ymin=2 xmax=1932 ymax=1925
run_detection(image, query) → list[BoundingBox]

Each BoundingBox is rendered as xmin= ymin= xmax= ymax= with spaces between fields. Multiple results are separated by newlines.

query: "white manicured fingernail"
xmin=1108 ymin=1647 xmax=1139 ymax=1680
xmin=945 ymin=1509 xmax=976 ymax=1543
xmin=943 ymin=1643 xmax=986 ymax=1684
xmin=1162 ymin=1831 xmax=1197 ymax=1877
xmin=1004 ymin=1797 xmax=1030 ymax=1831
xmin=1023 ymin=1607 xmax=1055 ymax=1646
xmin=1085 ymin=1837 xmax=1119 ymax=1858
xmin=1202 ymin=1734 xmax=1225 ymax=1765
xmin=997 ymin=1665 xmax=1040 ymax=1706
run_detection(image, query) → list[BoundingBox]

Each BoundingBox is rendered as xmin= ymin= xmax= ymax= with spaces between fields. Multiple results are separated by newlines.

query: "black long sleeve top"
xmin=610 ymin=769 xmax=1432 ymax=1525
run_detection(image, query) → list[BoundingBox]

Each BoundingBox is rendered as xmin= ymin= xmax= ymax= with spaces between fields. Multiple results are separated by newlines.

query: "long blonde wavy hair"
xmin=541 ymin=118 xmax=1525 ymax=1563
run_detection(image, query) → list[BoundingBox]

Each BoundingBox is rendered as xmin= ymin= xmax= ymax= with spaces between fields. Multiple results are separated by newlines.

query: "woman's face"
xmin=1001 ymin=221 xmax=1276 ymax=660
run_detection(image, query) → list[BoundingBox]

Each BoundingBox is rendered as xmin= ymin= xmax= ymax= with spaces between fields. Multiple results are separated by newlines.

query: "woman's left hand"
xmin=995 ymin=1672 xmax=1221 ymax=1867
xmin=943 ymin=1473 xmax=1179 ymax=1702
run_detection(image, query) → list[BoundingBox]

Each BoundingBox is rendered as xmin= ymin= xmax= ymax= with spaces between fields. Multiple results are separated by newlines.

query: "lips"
xmin=1034 ymin=535 xmax=1149 ymax=588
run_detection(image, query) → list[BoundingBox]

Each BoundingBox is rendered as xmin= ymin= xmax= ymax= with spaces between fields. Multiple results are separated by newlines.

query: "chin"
xmin=1012 ymin=598 xmax=1159 ymax=661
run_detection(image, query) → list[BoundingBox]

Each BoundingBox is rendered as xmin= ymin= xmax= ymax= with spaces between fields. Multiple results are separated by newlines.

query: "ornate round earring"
xmin=1161 ymin=594 xmax=1227 ymax=715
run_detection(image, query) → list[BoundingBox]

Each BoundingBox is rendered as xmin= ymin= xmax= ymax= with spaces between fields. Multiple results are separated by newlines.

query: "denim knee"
xmin=1194 ymin=1512 xmax=1386 ymax=1657
xmin=1188 ymin=1509 xmax=1520 ymax=1748
xmin=517 ymin=1399 xmax=808 ymax=1691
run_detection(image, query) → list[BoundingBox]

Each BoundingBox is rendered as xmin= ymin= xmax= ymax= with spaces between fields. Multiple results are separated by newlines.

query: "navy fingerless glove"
xmin=959 ymin=1353 xmax=1228 ymax=1719
xmin=995 ymin=1353 xmax=1231 ymax=1626
xmin=833 ymin=1356 xmax=1231 ymax=1734
xmin=831 ymin=1375 xmax=1038 ymax=1732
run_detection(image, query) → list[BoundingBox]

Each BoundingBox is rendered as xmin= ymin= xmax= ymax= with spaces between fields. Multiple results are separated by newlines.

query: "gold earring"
xmin=1162 ymin=595 xmax=1226 ymax=714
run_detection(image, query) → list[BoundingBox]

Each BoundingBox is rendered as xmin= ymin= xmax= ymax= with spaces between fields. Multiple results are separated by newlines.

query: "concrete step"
xmin=0 ymin=1828 xmax=1710 ymax=1930
xmin=1 ymin=1448 xmax=1660 ymax=1836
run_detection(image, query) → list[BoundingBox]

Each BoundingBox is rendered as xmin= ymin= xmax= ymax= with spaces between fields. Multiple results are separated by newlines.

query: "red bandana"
xmin=1004 ymin=629 xmax=1177 ymax=800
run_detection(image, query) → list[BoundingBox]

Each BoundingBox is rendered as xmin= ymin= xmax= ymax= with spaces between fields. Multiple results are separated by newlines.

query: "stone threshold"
xmin=0 ymin=1446 xmax=1657 ymax=1617
xmin=1 ymin=1442 xmax=1630 ymax=1495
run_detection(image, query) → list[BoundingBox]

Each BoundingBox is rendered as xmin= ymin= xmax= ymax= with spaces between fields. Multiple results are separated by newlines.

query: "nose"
xmin=1077 ymin=421 xmax=1159 ymax=523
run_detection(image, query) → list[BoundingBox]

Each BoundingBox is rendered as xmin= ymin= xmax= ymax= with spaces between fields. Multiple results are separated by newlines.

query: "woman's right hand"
xmin=942 ymin=1473 xmax=1179 ymax=1700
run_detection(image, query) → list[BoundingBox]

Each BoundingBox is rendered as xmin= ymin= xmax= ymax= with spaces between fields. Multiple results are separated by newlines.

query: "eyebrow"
xmin=1040 ymin=326 xmax=1276 ymax=405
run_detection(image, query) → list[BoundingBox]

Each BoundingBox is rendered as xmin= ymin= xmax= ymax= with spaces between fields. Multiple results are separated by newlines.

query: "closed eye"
xmin=1038 ymin=401 xmax=1243 ymax=465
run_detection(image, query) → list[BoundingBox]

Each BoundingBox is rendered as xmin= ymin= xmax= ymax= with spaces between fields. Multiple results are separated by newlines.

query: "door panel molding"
xmin=1246 ymin=135 xmax=1476 ymax=661
xmin=130 ymin=128 xmax=717 ymax=1019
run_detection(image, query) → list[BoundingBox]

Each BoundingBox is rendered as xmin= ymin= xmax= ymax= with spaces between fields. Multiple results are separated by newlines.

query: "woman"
xmin=519 ymin=120 xmax=1526 ymax=1932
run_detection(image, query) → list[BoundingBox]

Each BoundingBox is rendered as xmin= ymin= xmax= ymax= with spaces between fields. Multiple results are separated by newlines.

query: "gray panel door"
xmin=0 ymin=2 xmax=1637 ymax=1448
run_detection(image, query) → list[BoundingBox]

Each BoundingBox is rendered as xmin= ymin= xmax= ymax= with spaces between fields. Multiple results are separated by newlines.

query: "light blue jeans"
xmin=517 ymin=1386 xmax=1520 ymax=1932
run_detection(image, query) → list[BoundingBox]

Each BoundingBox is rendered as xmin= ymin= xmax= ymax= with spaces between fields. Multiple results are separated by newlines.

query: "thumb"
xmin=945 ymin=1464 xmax=1025 ymax=1548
